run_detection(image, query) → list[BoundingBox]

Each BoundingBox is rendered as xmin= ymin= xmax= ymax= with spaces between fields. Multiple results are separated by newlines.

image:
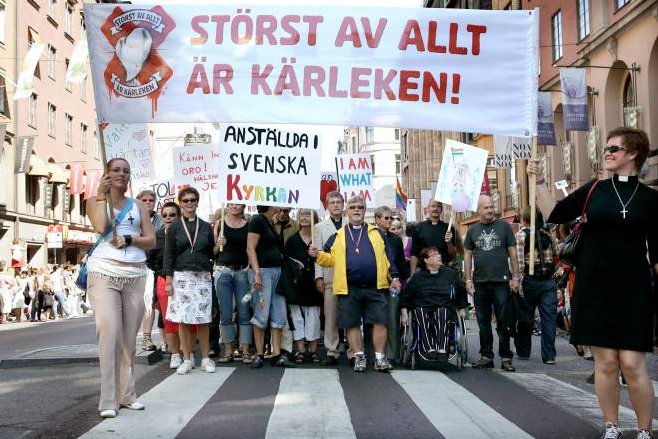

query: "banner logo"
xmin=101 ymin=6 xmax=175 ymax=115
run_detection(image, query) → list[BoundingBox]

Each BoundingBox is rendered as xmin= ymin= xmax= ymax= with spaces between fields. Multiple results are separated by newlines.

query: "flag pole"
xmin=219 ymin=203 xmax=225 ymax=252
xmin=528 ymin=137 xmax=538 ymax=276
xmin=97 ymin=123 xmax=117 ymax=240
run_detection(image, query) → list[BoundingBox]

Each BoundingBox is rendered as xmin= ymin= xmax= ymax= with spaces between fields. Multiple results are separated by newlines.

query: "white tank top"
xmin=91 ymin=200 xmax=147 ymax=263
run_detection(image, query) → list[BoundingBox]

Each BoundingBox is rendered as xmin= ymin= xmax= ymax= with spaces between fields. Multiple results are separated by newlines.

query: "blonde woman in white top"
xmin=86 ymin=157 xmax=155 ymax=419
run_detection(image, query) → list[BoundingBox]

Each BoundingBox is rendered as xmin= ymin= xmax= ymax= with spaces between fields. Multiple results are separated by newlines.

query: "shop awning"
xmin=28 ymin=154 xmax=50 ymax=177
xmin=47 ymin=163 xmax=68 ymax=184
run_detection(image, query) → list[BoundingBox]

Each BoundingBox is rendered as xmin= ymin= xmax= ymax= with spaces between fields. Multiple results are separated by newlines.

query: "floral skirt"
xmin=166 ymin=271 xmax=212 ymax=324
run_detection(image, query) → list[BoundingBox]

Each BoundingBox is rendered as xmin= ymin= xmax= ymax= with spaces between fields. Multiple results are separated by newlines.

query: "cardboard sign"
xmin=217 ymin=124 xmax=322 ymax=208
xmin=103 ymin=123 xmax=157 ymax=191
xmin=173 ymin=144 xmax=220 ymax=219
xmin=84 ymin=4 xmax=539 ymax=137
xmin=336 ymin=154 xmax=374 ymax=205
xmin=435 ymin=139 xmax=488 ymax=212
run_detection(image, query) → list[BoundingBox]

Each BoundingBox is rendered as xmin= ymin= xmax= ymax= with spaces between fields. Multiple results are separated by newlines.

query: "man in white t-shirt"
xmin=50 ymin=266 xmax=70 ymax=319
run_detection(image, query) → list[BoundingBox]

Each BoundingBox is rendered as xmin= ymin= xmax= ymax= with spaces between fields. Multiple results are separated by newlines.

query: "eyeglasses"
xmin=140 ymin=198 xmax=155 ymax=203
xmin=603 ymin=145 xmax=628 ymax=154
xmin=348 ymin=205 xmax=365 ymax=210
xmin=381 ymin=216 xmax=392 ymax=220
xmin=180 ymin=198 xmax=198 ymax=204
xmin=162 ymin=213 xmax=178 ymax=218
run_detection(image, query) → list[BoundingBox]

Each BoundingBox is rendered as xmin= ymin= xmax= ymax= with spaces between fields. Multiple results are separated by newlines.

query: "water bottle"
xmin=241 ymin=290 xmax=253 ymax=304
xmin=389 ymin=287 xmax=399 ymax=298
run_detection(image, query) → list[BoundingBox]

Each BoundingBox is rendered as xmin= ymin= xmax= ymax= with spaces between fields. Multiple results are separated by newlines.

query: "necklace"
xmin=611 ymin=178 xmax=639 ymax=219
xmin=347 ymin=224 xmax=364 ymax=254
xmin=181 ymin=217 xmax=200 ymax=253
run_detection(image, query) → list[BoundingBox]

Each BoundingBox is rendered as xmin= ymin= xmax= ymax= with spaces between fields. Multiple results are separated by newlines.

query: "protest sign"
xmin=435 ymin=139 xmax=488 ymax=212
xmin=173 ymin=144 xmax=220 ymax=218
xmin=103 ymin=123 xmax=157 ymax=191
xmin=320 ymin=172 xmax=339 ymax=209
xmin=217 ymin=124 xmax=322 ymax=209
xmin=146 ymin=179 xmax=178 ymax=211
xmin=336 ymin=154 xmax=374 ymax=205
xmin=84 ymin=4 xmax=539 ymax=137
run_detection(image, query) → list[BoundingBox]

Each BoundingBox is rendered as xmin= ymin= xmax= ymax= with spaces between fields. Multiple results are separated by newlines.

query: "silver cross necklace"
xmin=611 ymin=178 xmax=639 ymax=219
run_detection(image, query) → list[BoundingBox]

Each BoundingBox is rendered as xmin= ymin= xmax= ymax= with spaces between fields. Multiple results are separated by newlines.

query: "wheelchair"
xmin=398 ymin=306 xmax=469 ymax=370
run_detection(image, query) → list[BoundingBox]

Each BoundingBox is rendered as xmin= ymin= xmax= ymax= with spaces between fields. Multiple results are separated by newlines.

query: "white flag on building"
xmin=14 ymin=42 xmax=46 ymax=100
xmin=66 ymin=40 xmax=89 ymax=84
xmin=493 ymin=136 xmax=532 ymax=168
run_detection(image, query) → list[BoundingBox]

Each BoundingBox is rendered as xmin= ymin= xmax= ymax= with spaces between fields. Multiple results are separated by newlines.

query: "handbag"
xmin=557 ymin=180 xmax=600 ymax=266
xmin=75 ymin=198 xmax=135 ymax=291
xmin=500 ymin=293 xmax=534 ymax=338
xmin=23 ymin=284 xmax=31 ymax=306
xmin=275 ymin=255 xmax=305 ymax=301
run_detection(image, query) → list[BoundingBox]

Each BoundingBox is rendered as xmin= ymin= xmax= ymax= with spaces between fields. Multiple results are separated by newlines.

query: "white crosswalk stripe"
xmin=505 ymin=373 xmax=658 ymax=430
xmin=392 ymin=370 xmax=533 ymax=439
xmin=79 ymin=367 xmax=236 ymax=439
xmin=265 ymin=369 xmax=357 ymax=439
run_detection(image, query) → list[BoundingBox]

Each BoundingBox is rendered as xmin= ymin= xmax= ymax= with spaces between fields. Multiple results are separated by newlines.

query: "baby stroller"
xmin=398 ymin=306 xmax=468 ymax=370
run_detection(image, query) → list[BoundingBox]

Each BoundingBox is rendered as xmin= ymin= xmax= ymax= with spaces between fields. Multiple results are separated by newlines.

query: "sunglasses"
xmin=140 ymin=198 xmax=155 ymax=203
xmin=348 ymin=205 xmax=365 ymax=210
xmin=162 ymin=213 xmax=178 ymax=218
xmin=380 ymin=216 xmax=392 ymax=220
xmin=180 ymin=198 xmax=198 ymax=204
xmin=603 ymin=145 xmax=628 ymax=154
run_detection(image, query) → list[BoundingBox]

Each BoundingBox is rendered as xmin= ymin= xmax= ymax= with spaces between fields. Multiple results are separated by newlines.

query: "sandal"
xmin=218 ymin=354 xmax=233 ymax=363
xmin=310 ymin=352 xmax=320 ymax=364
xmin=233 ymin=350 xmax=243 ymax=361
xmin=294 ymin=351 xmax=305 ymax=364
xmin=242 ymin=352 xmax=253 ymax=364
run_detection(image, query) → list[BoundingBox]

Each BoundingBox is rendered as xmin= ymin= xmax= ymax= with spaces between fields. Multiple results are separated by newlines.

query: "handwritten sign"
xmin=173 ymin=144 xmax=220 ymax=219
xmin=217 ymin=124 xmax=322 ymax=208
xmin=320 ymin=172 xmax=338 ymax=209
xmin=435 ymin=139 xmax=488 ymax=212
xmin=84 ymin=4 xmax=539 ymax=137
xmin=103 ymin=123 xmax=157 ymax=191
xmin=336 ymin=154 xmax=374 ymax=205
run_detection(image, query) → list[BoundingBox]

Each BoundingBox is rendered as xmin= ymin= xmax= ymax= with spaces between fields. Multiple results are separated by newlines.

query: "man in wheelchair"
xmin=400 ymin=247 xmax=469 ymax=363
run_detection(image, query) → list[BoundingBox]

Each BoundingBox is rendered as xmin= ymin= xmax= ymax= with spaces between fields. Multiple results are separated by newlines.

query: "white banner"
xmin=493 ymin=135 xmax=531 ymax=168
xmin=217 ymin=124 xmax=322 ymax=209
xmin=434 ymin=139 xmax=488 ymax=212
xmin=15 ymin=43 xmax=46 ymax=100
xmin=173 ymin=144 xmax=220 ymax=219
xmin=84 ymin=4 xmax=539 ymax=136
xmin=66 ymin=40 xmax=89 ymax=84
xmin=336 ymin=153 xmax=375 ymax=206
xmin=103 ymin=123 xmax=157 ymax=191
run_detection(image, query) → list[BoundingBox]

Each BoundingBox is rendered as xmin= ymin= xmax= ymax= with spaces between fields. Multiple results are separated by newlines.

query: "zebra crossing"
xmin=77 ymin=365 xmax=657 ymax=439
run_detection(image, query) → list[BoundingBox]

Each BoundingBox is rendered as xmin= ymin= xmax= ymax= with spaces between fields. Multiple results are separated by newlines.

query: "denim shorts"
xmin=248 ymin=267 xmax=286 ymax=329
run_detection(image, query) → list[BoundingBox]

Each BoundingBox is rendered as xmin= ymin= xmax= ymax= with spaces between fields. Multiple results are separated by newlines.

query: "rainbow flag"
xmin=395 ymin=177 xmax=408 ymax=211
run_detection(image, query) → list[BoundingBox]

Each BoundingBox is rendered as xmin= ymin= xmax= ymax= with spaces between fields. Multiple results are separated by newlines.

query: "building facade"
xmin=0 ymin=0 xmax=100 ymax=269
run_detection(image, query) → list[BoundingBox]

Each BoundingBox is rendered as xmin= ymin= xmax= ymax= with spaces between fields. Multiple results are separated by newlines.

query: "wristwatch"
xmin=124 ymin=235 xmax=133 ymax=247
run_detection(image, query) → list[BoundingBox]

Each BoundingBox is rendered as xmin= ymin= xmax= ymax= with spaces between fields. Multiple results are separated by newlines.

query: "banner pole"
xmin=219 ymin=203 xmax=225 ymax=252
xmin=97 ymin=123 xmax=117 ymax=240
xmin=528 ymin=137 xmax=538 ymax=276
xmin=311 ymin=209 xmax=315 ymax=247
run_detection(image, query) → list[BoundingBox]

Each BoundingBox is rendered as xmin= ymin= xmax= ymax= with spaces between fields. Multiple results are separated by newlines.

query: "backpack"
xmin=522 ymin=227 xmax=555 ymax=277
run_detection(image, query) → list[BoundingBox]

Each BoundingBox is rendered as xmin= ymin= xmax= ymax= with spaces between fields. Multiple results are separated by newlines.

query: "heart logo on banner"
xmin=115 ymin=28 xmax=152 ymax=81
xmin=320 ymin=179 xmax=338 ymax=208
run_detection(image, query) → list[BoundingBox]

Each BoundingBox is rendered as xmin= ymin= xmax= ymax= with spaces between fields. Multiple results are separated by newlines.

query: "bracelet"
xmin=124 ymin=235 xmax=133 ymax=246
xmin=465 ymin=279 xmax=473 ymax=284
xmin=96 ymin=197 xmax=106 ymax=202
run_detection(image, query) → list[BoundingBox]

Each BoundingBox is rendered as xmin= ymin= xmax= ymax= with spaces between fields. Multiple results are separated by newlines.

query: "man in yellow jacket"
xmin=309 ymin=195 xmax=402 ymax=373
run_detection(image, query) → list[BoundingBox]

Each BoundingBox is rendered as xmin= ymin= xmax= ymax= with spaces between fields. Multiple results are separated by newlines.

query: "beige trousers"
xmin=88 ymin=274 xmax=146 ymax=411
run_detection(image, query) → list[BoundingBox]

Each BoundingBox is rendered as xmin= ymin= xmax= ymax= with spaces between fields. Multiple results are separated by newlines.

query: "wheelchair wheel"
xmin=399 ymin=323 xmax=413 ymax=367
xmin=411 ymin=352 xmax=416 ymax=370
xmin=459 ymin=315 xmax=469 ymax=368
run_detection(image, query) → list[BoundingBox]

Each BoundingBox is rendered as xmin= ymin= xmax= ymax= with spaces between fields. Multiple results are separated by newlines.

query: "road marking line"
xmin=265 ymin=369 xmax=356 ymax=439
xmin=653 ymin=380 xmax=658 ymax=396
xmin=392 ymin=370 xmax=533 ymax=439
xmin=80 ymin=367 xmax=236 ymax=439
xmin=506 ymin=373 xmax=658 ymax=430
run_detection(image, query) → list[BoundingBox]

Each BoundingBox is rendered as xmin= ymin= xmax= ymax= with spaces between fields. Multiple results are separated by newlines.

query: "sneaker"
xmin=251 ymin=355 xmax=264 ymax=369
xmin=601 ymin=423 xmax=622 ymax=439
xmin=176 ymin=360 xmax=193 ymax=375
xmin=169 ymin=353 xmax=183 ymax=369
xmin=353 ymin=353 xmax=367 ymax=372
xmin=374 ymin=357 xmax=392 ymax=372
xmin=501 ymin=360 xmax=516 ymax=372
xmin=271 ymin=354 xmax=296 ymax=368
xmin=427 ymin=349 xmax=441 ymax=361
xmin=472 ymin=357 xmax=494 ymax=369
xmin=201 ymin=358 xmax=216 ymax=373
xmin=542 ymin=359 xmax=556 ymax=365
xmin=637 ymin=429 xmax=654 ymax=439
xmin=120 ymin=401 xmax=145 ymax=410
xmin=100 ymin=409 xmax=117 ymax=418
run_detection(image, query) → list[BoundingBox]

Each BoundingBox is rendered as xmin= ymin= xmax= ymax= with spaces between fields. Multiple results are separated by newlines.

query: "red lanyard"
xmin=181 ymin=218 xmax=199 ymax=254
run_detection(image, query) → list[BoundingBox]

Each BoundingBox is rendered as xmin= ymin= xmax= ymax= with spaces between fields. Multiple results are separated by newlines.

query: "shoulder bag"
xmin=557 ymin=180 xmax=600 ymax=266
xmin=75 ymin=198 xmax=135 ymax=291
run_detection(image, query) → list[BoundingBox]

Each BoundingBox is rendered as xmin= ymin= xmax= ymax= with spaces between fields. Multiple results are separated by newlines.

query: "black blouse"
xmin=162 ymin=218 xmax=215 ymax=275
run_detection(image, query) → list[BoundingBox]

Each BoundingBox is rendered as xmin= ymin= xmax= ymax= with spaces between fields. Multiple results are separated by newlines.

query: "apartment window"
xmin=551 ymin=11 xmax=563 ymax=62
xmin=27 ymin=28 xmax=41 ymax=78
xmin=577 ymin=0 xmax=590 ymax=40
xmin=395 ymin=153 xmax=401 ymax=175
xmin=80 ymin=76 xmax=87 ymax=101
xmin=48 ymin=0 xmax=56 ymax=19
xmin=80 ymin=123 xmax=88 ymax=153
xmin=0 ymin=3 xmax=6 ymax=45
xmin=25 ymin=174 xmax=38 ymax=215
xmin=365 ymin=127 xmax=375 ymax=144
xmin=65 ymin=2 xmax=73 ymax=35
xmin=28 ymin=94 xmax=37 ymax=127
xmin=0 ymin=75 xmax=9 ymax=117
xmin=394 ymin=129 xmax=400 ymax=141
xmin=48 ymin=45 xmax=57 ymax=79
xmin=48 ymin=103 xmax=56 ymax=137
xmin=65 ymin=114 xmax=73 ymax=145
xmin=64 ymin=59 xmax=72 ymax=91
xmin=615 ymin=0 xmax=630 ymax=10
